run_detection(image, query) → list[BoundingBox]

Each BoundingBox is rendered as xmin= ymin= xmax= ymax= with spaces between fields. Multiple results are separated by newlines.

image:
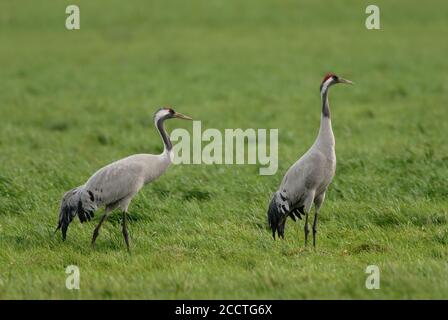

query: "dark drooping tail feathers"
xmin=268 ymin=191 xmax=304 ymax=239
xmin=55 ymin=186 xmax=97 ymax=240
xmin=267 ymin=191 xmax=289 ymax=239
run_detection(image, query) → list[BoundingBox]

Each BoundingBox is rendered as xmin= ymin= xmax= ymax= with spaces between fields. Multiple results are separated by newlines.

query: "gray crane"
xmin=268 ymin=73 xmax=353 ymax=247
xmin=55 ymin=107 xmax=193 ymax=250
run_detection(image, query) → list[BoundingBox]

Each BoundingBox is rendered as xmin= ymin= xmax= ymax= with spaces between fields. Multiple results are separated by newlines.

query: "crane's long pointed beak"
xmin=174 ymin=112 xmax=193 ymax=120
xmin=339 ymin=78 xmax=354 ymax=85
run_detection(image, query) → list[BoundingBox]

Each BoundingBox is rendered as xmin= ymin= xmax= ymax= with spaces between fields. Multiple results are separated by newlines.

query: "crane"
xmin=55 ymin=107 xmax=193 ymax=250
xmin=267 ymin=73 xmax=353 ymax=247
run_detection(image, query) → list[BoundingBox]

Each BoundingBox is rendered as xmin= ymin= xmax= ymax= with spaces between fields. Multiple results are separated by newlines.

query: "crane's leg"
xmin=119 ymin=197 xmax=133 ymax=251
xmin=312 ymin=192 xmax=325 ymax=248
xmin=91 ymin=207 xmax=112 ymax=247
xmin=122 ymin=211 xmax=130 ymax=252
xmin=303 ymin=190 xmax=315 ymax=247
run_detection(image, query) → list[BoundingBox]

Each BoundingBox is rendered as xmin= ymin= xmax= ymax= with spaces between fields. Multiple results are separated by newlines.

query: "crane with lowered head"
xmin=268 ymin=73 xmax=353 ymax=247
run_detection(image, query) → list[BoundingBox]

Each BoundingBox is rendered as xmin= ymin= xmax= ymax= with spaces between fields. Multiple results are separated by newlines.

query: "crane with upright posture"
xmin=268 ymin=73 xmax=353 ymax=247
xmin=55 ymin=107 xmax=193 ymax=250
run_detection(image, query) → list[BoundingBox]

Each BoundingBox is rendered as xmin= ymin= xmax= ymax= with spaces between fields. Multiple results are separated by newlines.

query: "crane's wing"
xmin=84 ymin=158 xmax=146 ymax=206
xmin=280 ymin=151 xmax=328 ymax=205
xmin=278 ymin=161 xmax=306 ymax=207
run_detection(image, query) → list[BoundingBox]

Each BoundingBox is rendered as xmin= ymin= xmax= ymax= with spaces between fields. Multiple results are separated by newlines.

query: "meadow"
xmin=0 ymin=0 xmax=447 ymax=299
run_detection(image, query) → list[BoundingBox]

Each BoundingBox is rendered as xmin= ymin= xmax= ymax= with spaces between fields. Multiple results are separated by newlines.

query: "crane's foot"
xmin=122 ymin=211 xmax=131 ymax=252
xmin=312 ymin=229 xmax=317 ymax=248
xmin=91 ymin=228 xmax=100 ymax=247
xmin=304 ymin=225 xmax=310 ymax=246
xmin=91 ymin=212 xmax=108 ymax=248
xmin=122 ymin=229 xmax=130 ymax=252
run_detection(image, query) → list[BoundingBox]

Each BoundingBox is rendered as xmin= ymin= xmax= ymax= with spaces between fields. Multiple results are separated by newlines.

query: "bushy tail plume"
xmin=55 ymin=186 xmax=97 ymax=240
xmin=267 ymin=191 xmax=290 ymax=239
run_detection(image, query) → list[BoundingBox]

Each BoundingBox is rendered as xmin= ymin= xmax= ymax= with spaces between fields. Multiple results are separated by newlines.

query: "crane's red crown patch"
xmin=322 ymin=73 xmax=337 ymax=83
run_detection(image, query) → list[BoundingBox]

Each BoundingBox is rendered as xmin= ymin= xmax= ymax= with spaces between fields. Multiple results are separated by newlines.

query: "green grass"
xmin=1 ymin=0 xmax=448 ymax=299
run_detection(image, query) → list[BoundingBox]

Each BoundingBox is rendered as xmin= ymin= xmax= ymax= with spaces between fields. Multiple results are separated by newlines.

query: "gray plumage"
xmin=268 ymin=74 xmax=353 ymax=246
xmin=56 ymin=107 xmax=193 ymax=249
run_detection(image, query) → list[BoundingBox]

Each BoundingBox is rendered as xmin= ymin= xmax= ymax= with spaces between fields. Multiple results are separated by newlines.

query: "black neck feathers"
xmin=321 ymin=87 xmax=331 ymax=118
xmin=156 ymin=117 xmax=172 ymax=151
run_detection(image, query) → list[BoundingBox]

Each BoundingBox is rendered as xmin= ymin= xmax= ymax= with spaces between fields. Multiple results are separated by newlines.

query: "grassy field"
xmin=1 ymin=0 xmax=447 ymax=299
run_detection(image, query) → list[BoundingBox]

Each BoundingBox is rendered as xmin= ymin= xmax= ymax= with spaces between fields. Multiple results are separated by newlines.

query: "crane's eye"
xmin=332 ymin=75 xmax=338 ymax=81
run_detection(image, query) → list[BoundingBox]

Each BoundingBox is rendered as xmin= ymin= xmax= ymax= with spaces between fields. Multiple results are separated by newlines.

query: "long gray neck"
xmin=316 ymin=84 xmax=335 ymax=149
xmin=156 ymin=117 xmax=172 ymax=152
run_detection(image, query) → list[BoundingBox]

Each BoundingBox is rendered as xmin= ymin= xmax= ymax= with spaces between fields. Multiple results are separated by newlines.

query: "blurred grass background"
xmin=0 ymin=0 xmax=447 ymax=299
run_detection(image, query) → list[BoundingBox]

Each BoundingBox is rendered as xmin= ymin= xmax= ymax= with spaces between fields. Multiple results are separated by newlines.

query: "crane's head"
xmin=320 ymin=73 xmax=353 ymax=93
xmin=154 ymin=107 xmax=193 ymax=123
